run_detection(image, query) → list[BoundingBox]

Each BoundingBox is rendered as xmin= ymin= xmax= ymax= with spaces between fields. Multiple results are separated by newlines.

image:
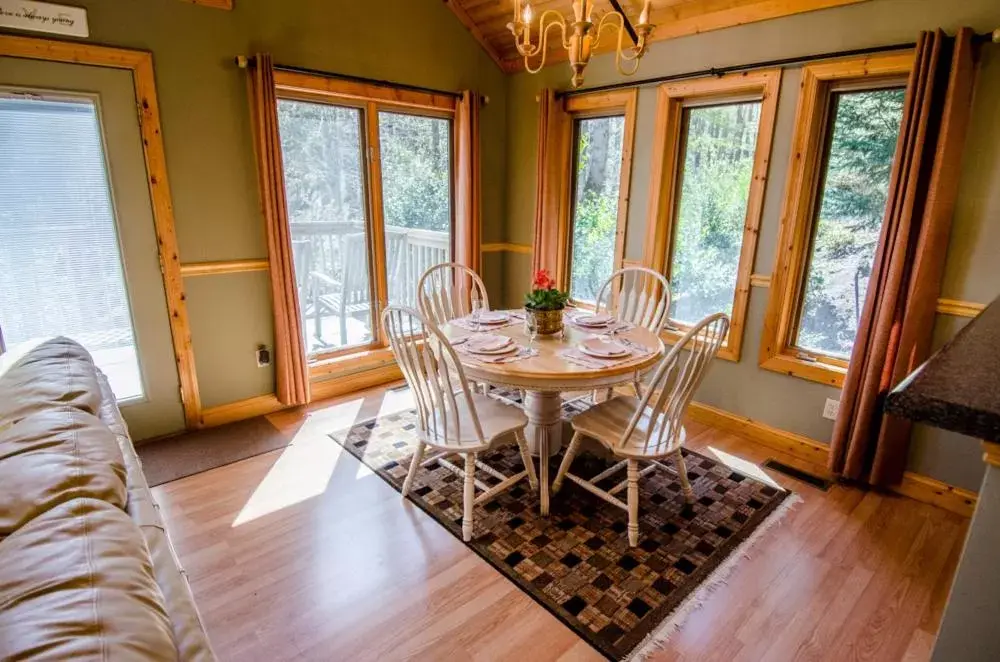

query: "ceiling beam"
xmin=442 ymin=0 xmax=508 ymax=70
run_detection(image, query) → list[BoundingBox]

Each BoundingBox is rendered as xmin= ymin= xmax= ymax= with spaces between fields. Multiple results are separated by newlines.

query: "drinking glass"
xmin=471 ymin=295 xmax=484 ymax=333
xmin=524 ymin=310 xmax=538 ymax=347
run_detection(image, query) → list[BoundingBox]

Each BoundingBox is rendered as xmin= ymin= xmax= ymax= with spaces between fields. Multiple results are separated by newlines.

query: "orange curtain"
xmin=247 ymin=53 xmax=310 ymax=406
xmin=455 ymin=90 xmax=482 ymax=273
xmin=532 ymin=89 xmax=571 ymax=284
xmin=829 ymin=29 xmax=977 ymax=486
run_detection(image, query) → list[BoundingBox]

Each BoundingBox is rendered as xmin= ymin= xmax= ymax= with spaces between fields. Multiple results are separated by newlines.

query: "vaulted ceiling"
xmin=443 ymin=0 xmax=869 ymax=73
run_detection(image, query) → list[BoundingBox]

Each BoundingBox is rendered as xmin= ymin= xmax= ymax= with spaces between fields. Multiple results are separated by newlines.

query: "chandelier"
xmin=508 ymin=0 xmax=654 ymax=88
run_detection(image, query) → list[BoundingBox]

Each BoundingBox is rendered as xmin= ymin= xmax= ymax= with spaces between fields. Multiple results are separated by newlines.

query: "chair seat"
xmin=422 ymin=393 xmax=528 ymax=449
xmin=571 ymin=396 xmax=686 ymax=458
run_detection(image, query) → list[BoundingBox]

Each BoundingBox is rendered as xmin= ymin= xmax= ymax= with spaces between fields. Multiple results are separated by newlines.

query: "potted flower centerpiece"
xmin=524 ymin=269 xmax=569 ymax=336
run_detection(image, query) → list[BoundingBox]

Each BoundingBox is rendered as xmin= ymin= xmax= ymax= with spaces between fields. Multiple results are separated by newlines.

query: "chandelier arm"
xmin=523 ymin=15 xmax=569 ymax=74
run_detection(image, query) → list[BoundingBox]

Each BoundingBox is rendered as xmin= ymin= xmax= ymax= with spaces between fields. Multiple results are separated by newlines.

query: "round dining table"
xmin=441 ymin=314 xmax=665 ymax=515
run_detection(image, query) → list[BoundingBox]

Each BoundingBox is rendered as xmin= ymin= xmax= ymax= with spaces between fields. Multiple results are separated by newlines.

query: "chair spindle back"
xmin=417 ymin=262 xmax=490 ymax=327
xmin=594 ymin=267 xmax=671 ymax=333
xmin=620 ymin=312 xmax=730 ymax=456
xmin=381 ymin=305 xmax=485 ymax=448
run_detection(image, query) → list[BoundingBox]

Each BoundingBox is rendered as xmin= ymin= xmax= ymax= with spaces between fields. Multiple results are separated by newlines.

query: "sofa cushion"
xmin=0 ymin=337 xmax=102 ymax=426
xmin=0 ymin=498 xmax=178 ymax=661
xmin=0 ymin=407 xmax=127 ymax=537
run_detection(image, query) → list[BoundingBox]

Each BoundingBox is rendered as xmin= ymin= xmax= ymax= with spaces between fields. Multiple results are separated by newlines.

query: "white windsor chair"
xmin=381 ymin=305 xmax=538 ymax=542
xmin=552 ymin=312 xmax=730 ymax=547
xmin=417 ymin=262 xmax=490 ymax=328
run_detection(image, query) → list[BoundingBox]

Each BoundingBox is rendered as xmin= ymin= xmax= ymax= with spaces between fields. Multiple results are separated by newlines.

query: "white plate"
xmin=574 ymin=313 xmax=614 ymax=327
xmin=469 ymin=342 xmax=518 ymax=356
xmin=579 ymin=337 xmax=629 ymax=359
xmin=476 ymin=311 xmax=510 ymax=325
xmin=465 ymin=334 xmax=513 ymax=354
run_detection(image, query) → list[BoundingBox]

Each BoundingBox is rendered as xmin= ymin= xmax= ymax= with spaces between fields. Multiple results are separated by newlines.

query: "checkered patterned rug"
xmin=329 ymin=398 xmax=793 ymax=661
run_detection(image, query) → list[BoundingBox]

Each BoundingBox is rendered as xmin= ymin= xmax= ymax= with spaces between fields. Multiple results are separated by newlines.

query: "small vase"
xmin=525 ymin=307 xmax=564 ymax=336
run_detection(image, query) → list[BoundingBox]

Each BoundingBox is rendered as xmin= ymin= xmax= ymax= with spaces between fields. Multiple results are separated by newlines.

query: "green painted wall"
xmin=16 ymin=0 xmax=508 ymax=422
xmin=502 ymin=0 xmax=1000 ymax=490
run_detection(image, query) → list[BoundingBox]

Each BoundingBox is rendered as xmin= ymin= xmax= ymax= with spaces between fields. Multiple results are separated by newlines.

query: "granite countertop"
xmin=886 ymin=296 xmax=1000 ymax=442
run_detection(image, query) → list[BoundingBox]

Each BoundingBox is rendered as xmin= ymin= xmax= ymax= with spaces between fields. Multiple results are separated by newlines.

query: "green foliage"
xmin=670 ymin=102 xmax=760 ymax=324
xmin=524 ymin=287 xmax=569 ymax=311
xmin=568 ymin=116 xmax=624 ymax=303
xmin=276 ymin=101 xmax=450 ymax=232
xmin=798 ymin=88 xmax=905 ymax=358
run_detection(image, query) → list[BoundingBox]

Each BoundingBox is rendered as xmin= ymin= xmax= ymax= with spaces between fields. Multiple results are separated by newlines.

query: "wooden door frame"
xmin=0 ymin=34 xmax=201 ymax=427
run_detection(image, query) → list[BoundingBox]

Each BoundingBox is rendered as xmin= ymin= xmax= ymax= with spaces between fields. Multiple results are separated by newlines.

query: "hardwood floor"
xmin=153 ymin=385 xmax=968 ymax=662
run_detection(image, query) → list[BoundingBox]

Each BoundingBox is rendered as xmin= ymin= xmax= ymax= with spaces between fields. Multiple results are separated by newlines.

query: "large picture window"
xmin=273 ymin=73 xmax=456 ymax=368
xmin=760 ymin=52 xmax=913 ymax=386
xmin=644 ymin=70 xmax=781 ymax=361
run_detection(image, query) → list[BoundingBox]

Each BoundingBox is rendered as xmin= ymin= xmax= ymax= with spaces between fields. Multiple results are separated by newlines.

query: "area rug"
xmin=329 ymin=403 xmax=797 ymax=661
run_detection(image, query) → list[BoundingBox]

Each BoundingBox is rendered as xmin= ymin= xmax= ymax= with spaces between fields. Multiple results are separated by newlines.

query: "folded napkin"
xmin=458 ymin=344 xmax=538 ymax=364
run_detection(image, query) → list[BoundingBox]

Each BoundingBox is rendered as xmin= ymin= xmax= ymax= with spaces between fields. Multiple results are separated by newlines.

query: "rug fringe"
xmin=623 ymin=493 xmax=804 ymax=662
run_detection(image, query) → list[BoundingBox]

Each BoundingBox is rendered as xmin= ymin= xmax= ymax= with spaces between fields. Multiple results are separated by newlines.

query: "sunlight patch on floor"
xmin=702 ymin=446 xmax=782 ymax=489
xmin=232 ymin=399 xmax=367 ymax=526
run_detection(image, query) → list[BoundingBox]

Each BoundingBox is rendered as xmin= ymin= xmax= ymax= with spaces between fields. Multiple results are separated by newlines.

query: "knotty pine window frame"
xmin=758 ymin=52 xmax=914 ymax=387
xmin=272 ymin=71 xmax=459 ymax=378
xmin=643 ymin=69 xmax=782 ymax=362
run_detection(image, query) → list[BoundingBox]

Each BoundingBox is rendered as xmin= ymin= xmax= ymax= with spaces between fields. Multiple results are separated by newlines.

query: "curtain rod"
xmin=235 ymin=55 xmax=463 ymax=99
xmin=560 ymin=30 xmax=997 ymax=98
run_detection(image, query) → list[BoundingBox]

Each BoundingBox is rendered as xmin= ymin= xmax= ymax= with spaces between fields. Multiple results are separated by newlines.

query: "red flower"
xmin=532 ymin=269 xmax=554 ymax=290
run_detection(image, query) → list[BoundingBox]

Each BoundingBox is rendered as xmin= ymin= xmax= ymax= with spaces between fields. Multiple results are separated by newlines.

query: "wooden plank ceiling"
xmin=443 ymin=0 xmax=870 ymax=73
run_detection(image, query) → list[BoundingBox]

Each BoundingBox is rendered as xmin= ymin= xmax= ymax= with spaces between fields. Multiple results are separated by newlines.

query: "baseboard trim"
xmin=687 ymin=401 xmax=977 ymax=517
xmin=687 ymin=402 xmax=830 ymax=466
xmin=198 ymin=364 xmax=402 ymax=429
xmin=199 ymin=393 xmax=284 ymax=428
xmin=310 ymin=363 xmax=403 ymax=401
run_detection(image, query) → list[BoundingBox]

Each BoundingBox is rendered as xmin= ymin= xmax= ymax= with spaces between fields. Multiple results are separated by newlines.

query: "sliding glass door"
xmin=276 ymin=94 xmax=454 ymax=362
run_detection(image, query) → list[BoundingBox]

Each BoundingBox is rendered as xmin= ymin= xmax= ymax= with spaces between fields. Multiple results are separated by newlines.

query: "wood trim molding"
xmin=759 ymin=50 xmax=915 ymax=389
xmin=200 ymin=393 xmax=283 ymax=428
xmin=441 ymin=0 xmax=506 ymax=70
xmin=310 ymin=363 xmax=403 ymax=401
xmin=936 ymin=298 xmax=986 ymax=318
xmin=180 ymin=259 xmax=269 ymax=277
xmin=983 ymin=441 xmax=1000 ymax=468
xmin=482 ymin=242 xmax=532 ymax=254
xmin=749 ymin=273 xmax=772 ymax=287
xmin=644 ymin=69 xmax=783 ymax=363
xmin=181 ymin=0 xmax=233 ymax=9
xmin=0 ymin=35 xmax=202 ymax=428
xmin=200 ymin=363 xmax=403 ymax=428
xmin=274 ymin=70 xmax=457 ymax=113
xmin=687 ymin=400 xmax=977 ymax=517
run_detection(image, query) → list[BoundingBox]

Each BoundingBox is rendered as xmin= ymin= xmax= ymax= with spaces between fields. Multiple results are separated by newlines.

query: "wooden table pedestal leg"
xmin=524 ymin=390 xmax=562 ymax=516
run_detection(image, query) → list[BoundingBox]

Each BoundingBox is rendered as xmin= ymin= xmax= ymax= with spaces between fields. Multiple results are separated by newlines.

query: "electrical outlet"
xmin=256 ymin=345 xmax=272 ymax=368
xmin=822 ymin=398 xmax=840 ymax=421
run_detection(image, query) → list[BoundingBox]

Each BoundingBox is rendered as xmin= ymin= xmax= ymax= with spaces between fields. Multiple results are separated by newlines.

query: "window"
xmin=0 ymin=93 xmax=142 ymax=400
xmin=378 ymin=111 xmax=453 ymax=307
xmin=644 ymin=70 xmax=782 ymax=361
xmin=760 ymin=52 xmax=913 ymax=386
xmin=273 ymin=73 xmax=456 ymax=366
xmin=561 ymin=90 xmax=637 ymax=304
xmin=795 ymin=88 xmax=905 ymax=359
xmin=568 ymin=115 xmax=626 ymax=303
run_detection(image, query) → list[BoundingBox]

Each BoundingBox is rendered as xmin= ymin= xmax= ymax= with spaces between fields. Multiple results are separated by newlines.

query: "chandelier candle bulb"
xmin=639 ymin=0 xmax=650 ymax=25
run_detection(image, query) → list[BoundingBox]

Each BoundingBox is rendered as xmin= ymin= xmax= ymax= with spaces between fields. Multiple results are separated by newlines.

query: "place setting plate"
xmin=571 ymin=312 xmax=615 ymax=328
xmin=464 ymin=333 xmax=517 ymax=355
xmin=578 ymin=337 xmax=631 ymax=359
